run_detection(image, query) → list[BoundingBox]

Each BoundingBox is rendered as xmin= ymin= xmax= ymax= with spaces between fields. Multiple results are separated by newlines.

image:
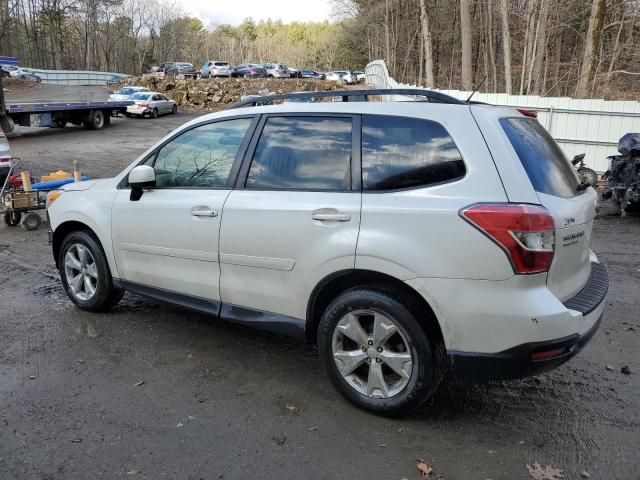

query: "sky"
xmin=181 ymin=0 xmax=335 ymax=26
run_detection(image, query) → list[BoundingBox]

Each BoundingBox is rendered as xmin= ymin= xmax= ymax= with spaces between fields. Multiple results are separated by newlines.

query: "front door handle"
xmin=191 ymin=206 xmax=218 ymax=217
xmin=312 ymin=212 xmax=351 ymax=222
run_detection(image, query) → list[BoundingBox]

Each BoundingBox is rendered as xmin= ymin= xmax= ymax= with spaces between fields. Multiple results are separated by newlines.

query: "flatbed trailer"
xmin=0 ymin=76 xmax=132 ymax=133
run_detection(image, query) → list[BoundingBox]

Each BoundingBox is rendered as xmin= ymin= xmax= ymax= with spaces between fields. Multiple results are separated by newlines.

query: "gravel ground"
xmin=0 ymin=113 xmax=638 ymax=480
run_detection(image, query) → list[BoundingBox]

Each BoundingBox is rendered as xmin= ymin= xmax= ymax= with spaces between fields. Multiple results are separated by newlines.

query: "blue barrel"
xmin=31 ymin=176 xmax=89 ymax=190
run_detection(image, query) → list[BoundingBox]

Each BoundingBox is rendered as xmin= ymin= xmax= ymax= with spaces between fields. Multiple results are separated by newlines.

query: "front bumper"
xmin=447 ymin=262 xmax=609 ymax=381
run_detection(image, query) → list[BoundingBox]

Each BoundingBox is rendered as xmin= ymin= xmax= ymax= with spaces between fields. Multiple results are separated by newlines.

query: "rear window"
xmin=131 ymin=93 xmax=150 ymax=100
xmin=362 ymin=115 xmax=466 ymax=191
xmin=500 ymin=117 xmax=580 ymax=198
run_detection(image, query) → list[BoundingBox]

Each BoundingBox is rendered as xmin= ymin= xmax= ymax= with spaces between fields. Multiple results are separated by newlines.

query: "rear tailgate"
xmin=472 ymin=106 xmax=598 ymax=301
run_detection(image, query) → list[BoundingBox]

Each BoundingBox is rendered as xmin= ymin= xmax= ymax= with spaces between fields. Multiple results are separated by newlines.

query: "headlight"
xmin=46 ymin=190 xmax=63 ymax=209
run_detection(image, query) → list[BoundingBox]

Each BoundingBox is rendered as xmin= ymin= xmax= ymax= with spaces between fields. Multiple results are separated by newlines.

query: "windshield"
xmin=501 ymin=117 xmax=580 ymax=198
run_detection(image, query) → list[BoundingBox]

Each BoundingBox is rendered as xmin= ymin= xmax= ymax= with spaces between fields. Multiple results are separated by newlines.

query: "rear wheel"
xmin=317 ymin=288 xmax=441 ymax=415
xmin=20 ymin=212 xmax=41 ymax=231
xmin=171 ymin=104 xmax=177 ymax=114
xmin=58 ymin=230 xmax=124 ymax=312
xmin=84 ymin=110 xmax=105 ymax=130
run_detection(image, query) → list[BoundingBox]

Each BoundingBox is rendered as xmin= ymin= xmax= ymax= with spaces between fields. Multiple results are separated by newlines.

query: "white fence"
xmin=365 ymin=60 xmax=640 ymax=173
xmin=28 ymin=69 xmax=129 ymax=86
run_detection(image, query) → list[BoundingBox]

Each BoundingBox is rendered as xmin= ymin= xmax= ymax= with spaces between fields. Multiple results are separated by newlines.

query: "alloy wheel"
xmin=332 ymin=309 xmax=413 ymax=398
xmin=64 ymin=243 xmax=98 ymax=301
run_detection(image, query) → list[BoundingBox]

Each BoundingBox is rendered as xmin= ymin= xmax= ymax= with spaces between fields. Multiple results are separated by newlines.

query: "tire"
xmin=317 ymin=288 xmax=441 ymax=415
xmin=3 ymin=211 xmax=21 ymax=226
xmin=53 ymin=119 xmax=67 ymax=128
xmin=151 ymin=108 xmax=159 ymax=119
xmin=578 ymin=167 xmax=598 ymax=186
xmin=244 ymin=73 xmax=250 ymax=79
xmin=58 ymin=230 xmax=124 ymax=312
xmin=20 ymin=212 xmax=41 ymax=231
xmin=171 ymin=104 xmax=177 ymax=114
xmin=84 ymin=110 xmax=105 ymax=130
xmin=0 ymin=115 xmax=15 ymax=134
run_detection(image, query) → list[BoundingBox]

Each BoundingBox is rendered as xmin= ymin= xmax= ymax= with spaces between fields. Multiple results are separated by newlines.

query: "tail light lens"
xmin=137 ymin=103 xmax=149 ymax=108
xmin=461 ymin=203 xmax=555 ymax=274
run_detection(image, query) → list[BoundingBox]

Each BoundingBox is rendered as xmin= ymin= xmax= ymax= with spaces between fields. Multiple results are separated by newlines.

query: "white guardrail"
xmin=28 ymin=69 xmax=129 ymax=86
xmin=365 ymin=59 xmax=640 ymax=173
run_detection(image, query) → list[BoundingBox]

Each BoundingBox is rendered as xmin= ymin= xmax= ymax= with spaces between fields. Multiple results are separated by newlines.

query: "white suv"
xmin=47 ymin=89 xmax=608 ymax=415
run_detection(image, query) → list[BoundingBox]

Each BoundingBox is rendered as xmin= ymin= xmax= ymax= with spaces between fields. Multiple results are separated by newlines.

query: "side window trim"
xmin=117 ymin=115 xmax=259 ymax=190
xmin=235 ymin=112 xmax=358 ymax=192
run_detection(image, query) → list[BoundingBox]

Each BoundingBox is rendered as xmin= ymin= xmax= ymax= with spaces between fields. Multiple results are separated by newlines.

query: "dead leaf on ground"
xmin=417 ymin=459 xmax=433 ymax=477
xmin=526 ymin=462 xmax=564 ymax=480
xmin=286 ymin=404 xmax=299 ymax=413
xmin=126 ymin=469 xmax=140 ymax=475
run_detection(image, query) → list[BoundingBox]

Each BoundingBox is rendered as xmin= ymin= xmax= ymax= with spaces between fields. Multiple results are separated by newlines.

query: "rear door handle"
xmin=312 ymin=212 xmax=351 ymax=222
xmin=191 ymin=206 xmax=218 ymax=217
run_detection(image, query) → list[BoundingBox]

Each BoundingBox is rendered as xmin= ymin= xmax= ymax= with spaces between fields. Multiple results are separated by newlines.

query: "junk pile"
xmin=112 ymin=76 xmax=354 ymax=110
xmin=603 ymin=133 xmax=640 ymax=215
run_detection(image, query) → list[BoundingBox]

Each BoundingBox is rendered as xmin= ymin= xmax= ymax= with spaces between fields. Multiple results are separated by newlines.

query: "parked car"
xmin=0 ymin=128 xmax=12 ymax=184
xmin=231 ymin=64 xmax=267 ymax=78
xmin=125 ymin=91 xmax=177 ymax=118
xmin=108 ymin=86 xmax=150 ymax=102
xmin=326 ymin=71 xmax=356 ymax=84
xmin=288 ymin=67 xmax=302 ymax=78
xmin=0 ymin=65 xmax=17 ymax=77
xmin=299 ymin=69 xmax=325 ymax=80
xmin=164 ymin=63 xmax=198 ymax=78
xmin=8 ymin=67 xmax=41 ymax=82
xmin=200 ymin=61 xmax=232 ymax=78
xmin=263 ymin=63 xmax=290 ymax=78
xmin=353 ymin=71 xmax=366 ymax=83
xmin=47 ymin=89 xmax=608 ymax=415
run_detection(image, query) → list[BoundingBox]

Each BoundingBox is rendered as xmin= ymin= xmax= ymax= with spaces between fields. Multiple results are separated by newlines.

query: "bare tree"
xmin=499 ymin=0 xmax=512 ymax=93
xmin=576 ymin=0 xmax=607 ymax=97
xmin=418 ymin=0 xmax=434 ymax=87
xmin=459 ymin=0 xmax=472 ymax=90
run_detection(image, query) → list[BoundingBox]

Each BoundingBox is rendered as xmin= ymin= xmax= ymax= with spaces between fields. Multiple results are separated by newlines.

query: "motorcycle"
xmin=571 ymin=153 xmax=598 ymax=186
xmin=602 ymin=133 xmax=640 ymax=215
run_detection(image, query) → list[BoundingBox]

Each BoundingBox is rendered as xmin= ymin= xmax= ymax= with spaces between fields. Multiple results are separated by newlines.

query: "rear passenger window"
xmin=246 ymin=116 xmax=352 ymax=190
xmin=362 ymin=115 xmax=465 ymax=191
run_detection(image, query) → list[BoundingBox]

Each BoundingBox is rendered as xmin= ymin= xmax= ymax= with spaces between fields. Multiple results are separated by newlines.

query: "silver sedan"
xmin=126 ymin=92 xmax=177 ymax=119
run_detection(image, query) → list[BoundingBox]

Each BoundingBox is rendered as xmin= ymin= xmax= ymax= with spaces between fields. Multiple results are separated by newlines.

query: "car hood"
xmin=62 ymin=179 xmax=100 ymax=191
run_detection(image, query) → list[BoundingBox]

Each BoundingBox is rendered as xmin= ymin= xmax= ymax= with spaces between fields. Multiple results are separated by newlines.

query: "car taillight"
xmin=137 ymin=103 xmax=149 ymax=108
xmin=460 ymin=203 xmax=555 ymax=274
xmin=0 ymin=157 xmax=10 ymax=164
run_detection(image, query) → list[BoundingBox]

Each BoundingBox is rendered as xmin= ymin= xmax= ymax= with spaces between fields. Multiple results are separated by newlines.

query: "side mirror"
xmin=128 ymin=165 xmax=155 ymax=201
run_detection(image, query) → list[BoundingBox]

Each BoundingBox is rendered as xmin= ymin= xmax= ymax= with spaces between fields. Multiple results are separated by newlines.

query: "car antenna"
xmin=465 ymin=75 xmax=488 ymax=103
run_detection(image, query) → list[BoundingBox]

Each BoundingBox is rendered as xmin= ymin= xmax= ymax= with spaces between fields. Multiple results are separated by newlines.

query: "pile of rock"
xmin=113 ymin=76 xmax=351 ymax=110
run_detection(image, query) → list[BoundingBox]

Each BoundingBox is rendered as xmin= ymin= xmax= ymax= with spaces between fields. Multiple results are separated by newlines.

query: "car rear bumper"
xmin=406 ymin=262 xmax=608 ymax=380
xmin=448 ymin=311 xmax=602 ymax=380
xmin=126 ymin=107 xmax=149 ymax=115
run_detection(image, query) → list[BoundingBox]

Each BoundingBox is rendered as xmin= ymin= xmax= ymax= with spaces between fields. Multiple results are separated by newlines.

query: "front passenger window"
xmin=149 ymin=118 xmax=252 ymax=188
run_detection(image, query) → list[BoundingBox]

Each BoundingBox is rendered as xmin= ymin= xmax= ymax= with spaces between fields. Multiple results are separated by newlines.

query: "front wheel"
xmin=58 ymin=230 xmax=124 ymax=312
xmin=151 ymin=108 xmax=159 ymax=119
xmin=317 ymin=289 xmax=441 ymax=415
xmin=171 ymin=104 xmax=177 ymax=114
xmin=578 ymin=167 xmax=598 ymax=186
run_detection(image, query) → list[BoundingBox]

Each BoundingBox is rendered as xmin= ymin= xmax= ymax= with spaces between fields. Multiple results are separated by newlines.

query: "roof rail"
xmin=225 ymin=88 xmax=465 ymax=110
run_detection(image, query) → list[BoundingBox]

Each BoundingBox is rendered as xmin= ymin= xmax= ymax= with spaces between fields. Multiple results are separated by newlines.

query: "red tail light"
xmin=137 ymin=103 xmax=149 ymax=108
xmin=517 ymin=108 xmax=538 ymax=118
xmin=461 ymin=203 xmax=555 ymax=274
xmin=0 ymin=157 xmax=10 ymax=163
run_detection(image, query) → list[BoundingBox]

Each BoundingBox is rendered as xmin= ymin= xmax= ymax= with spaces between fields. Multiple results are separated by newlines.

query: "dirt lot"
xmin=0 ymin=115 xmax=639 ymax=480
